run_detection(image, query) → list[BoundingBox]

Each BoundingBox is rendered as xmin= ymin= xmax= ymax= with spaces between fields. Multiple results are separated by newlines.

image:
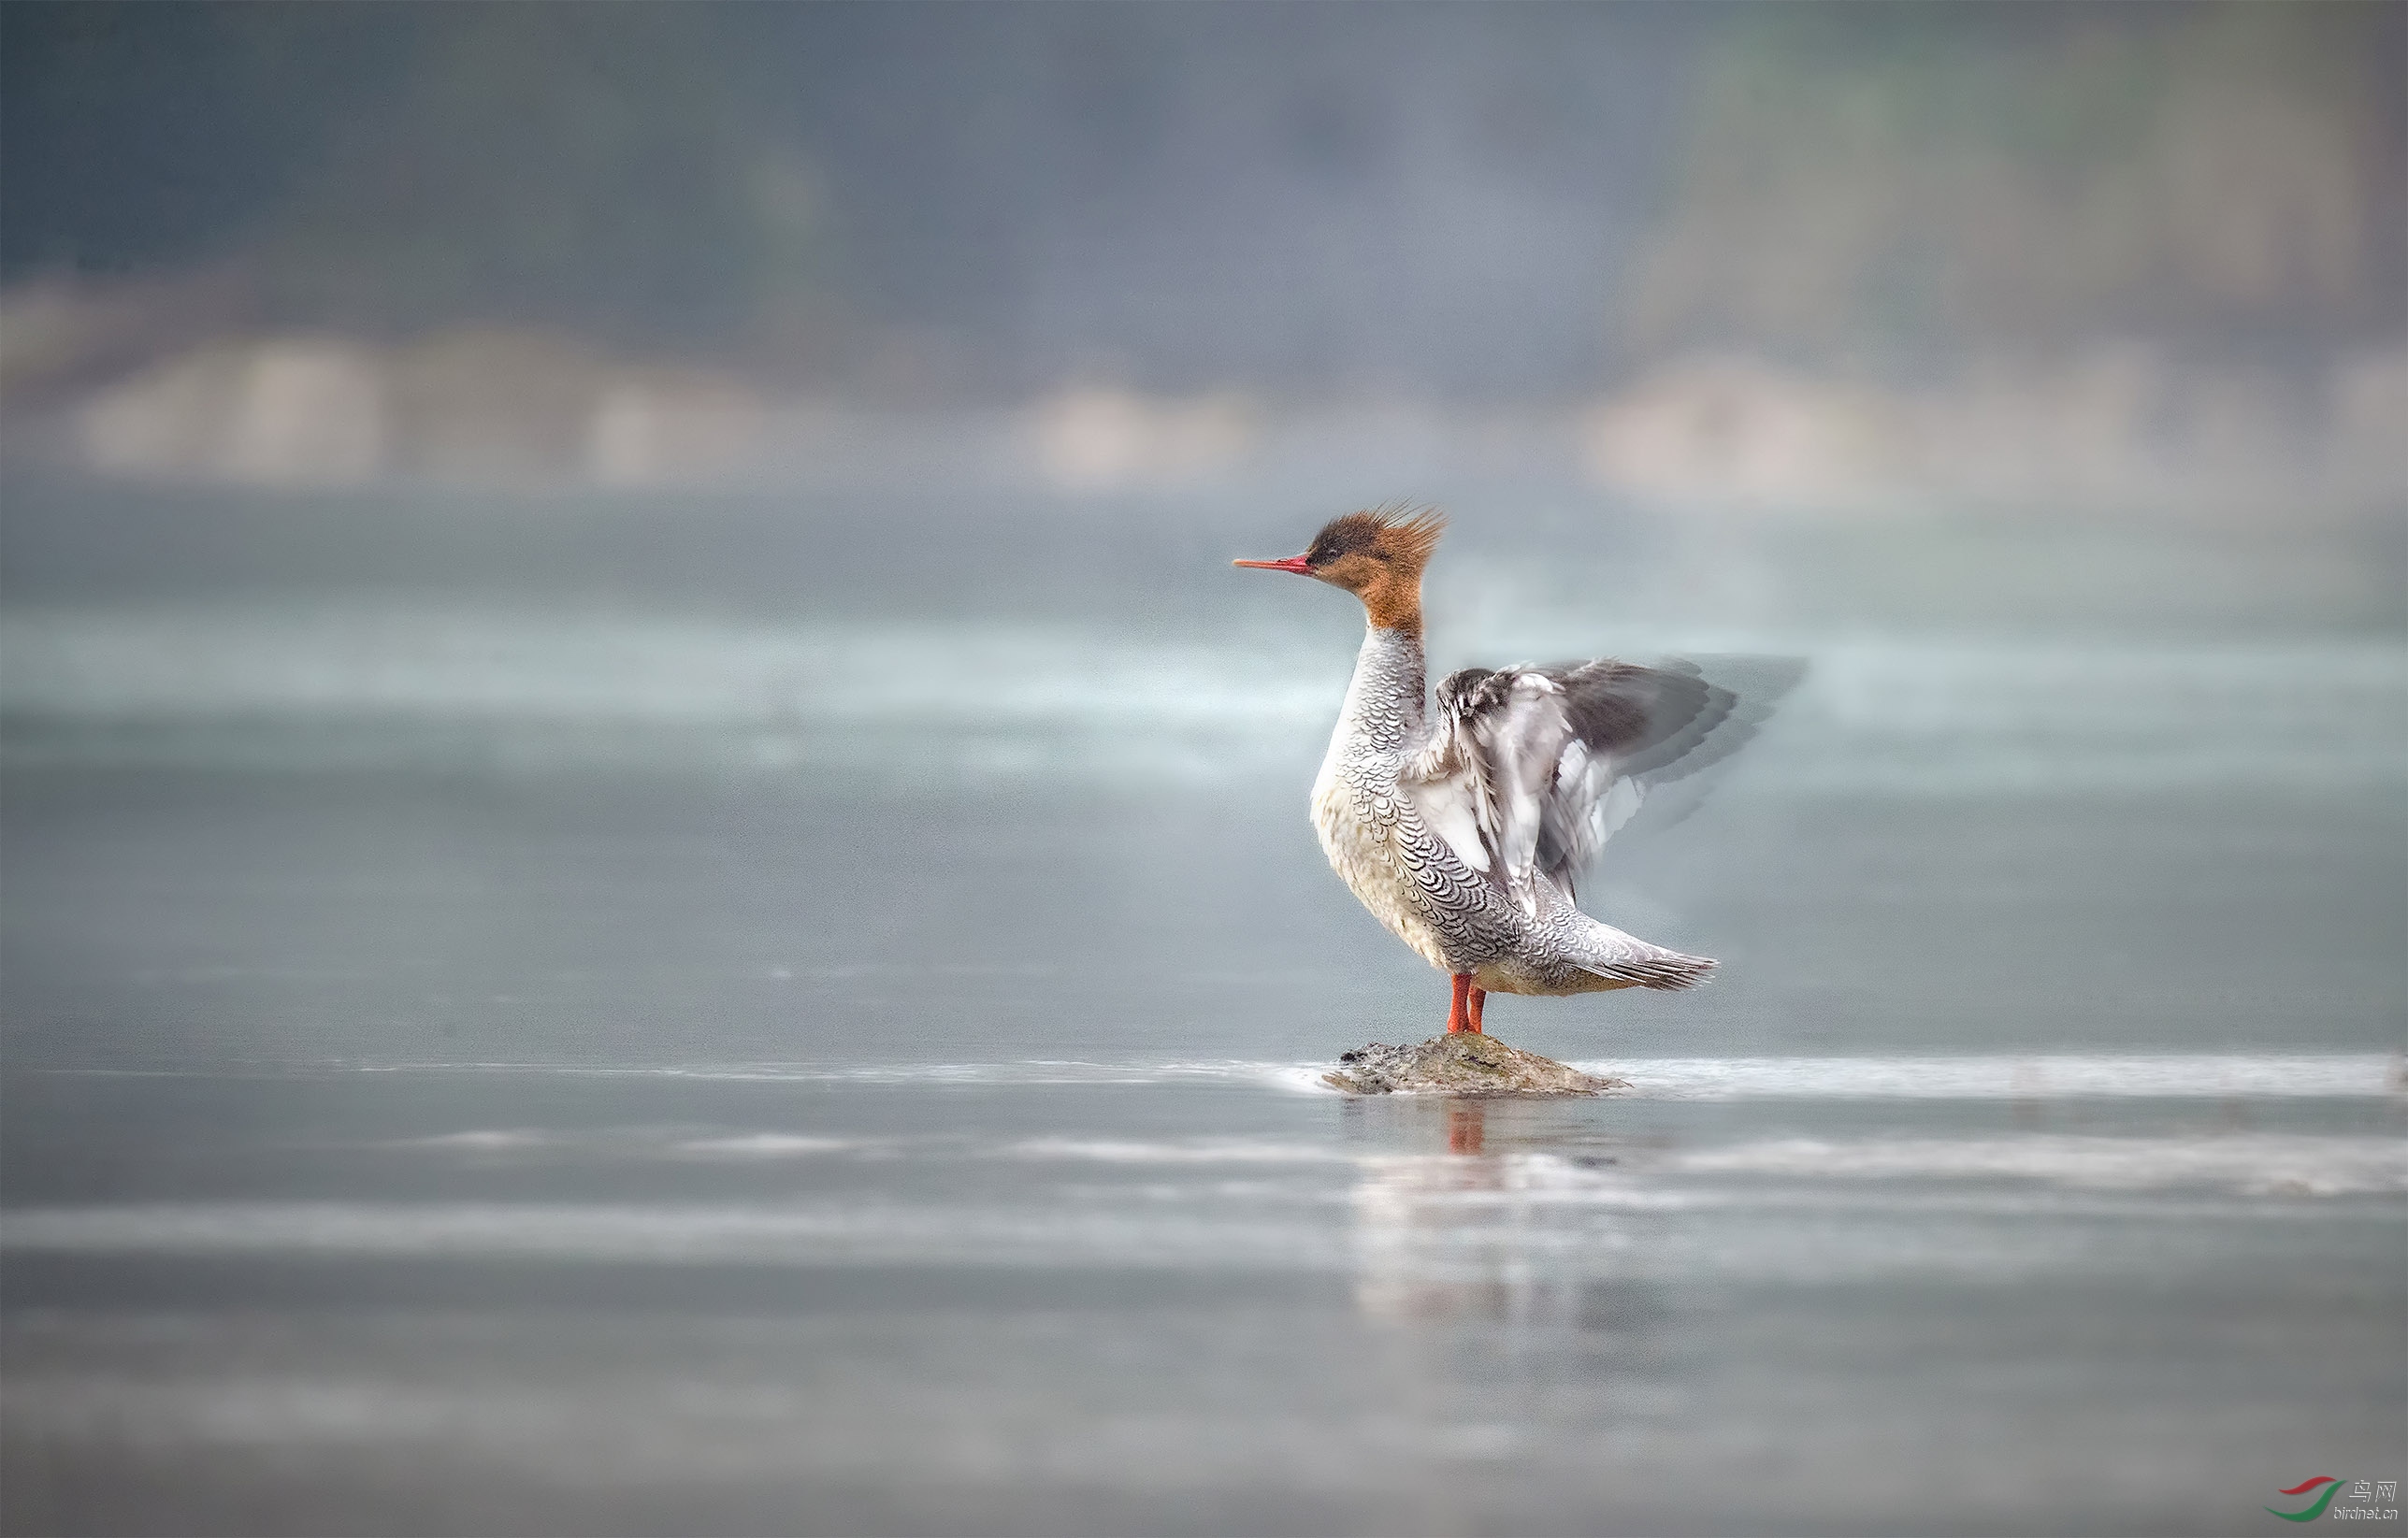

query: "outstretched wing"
xmin=1400 ymin=654 xmax=1801 ymax=909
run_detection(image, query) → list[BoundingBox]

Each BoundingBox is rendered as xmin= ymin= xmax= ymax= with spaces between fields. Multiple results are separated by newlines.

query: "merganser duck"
xmin=1236 ymin=505 xmax=1784 ymax=1037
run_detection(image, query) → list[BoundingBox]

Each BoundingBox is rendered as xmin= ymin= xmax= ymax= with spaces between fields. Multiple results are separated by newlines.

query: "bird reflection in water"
xmin=1447 ymin=1099 xmax=1487 ymax=1156
xmin=1347 ymin=1098 xmax=1665 ymax=1341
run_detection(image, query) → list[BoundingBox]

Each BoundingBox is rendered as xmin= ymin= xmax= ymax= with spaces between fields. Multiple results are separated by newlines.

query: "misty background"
xmin=3 ymin=2 xmax=2401 ymax=506
xmin=2 ymin=7 xmax=2402 ymax=1535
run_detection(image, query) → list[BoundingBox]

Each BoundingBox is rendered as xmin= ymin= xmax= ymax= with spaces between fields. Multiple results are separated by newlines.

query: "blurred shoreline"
xmin=7 ymin=5 xmax=2400 ymax=519
xmin=4 ymin=304 xmax=2401 ymax=519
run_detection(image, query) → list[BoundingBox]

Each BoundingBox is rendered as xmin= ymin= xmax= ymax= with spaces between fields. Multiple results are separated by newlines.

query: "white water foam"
xmin=357 ymin=1125 xmax=2407 ymax=1199
xmin=39 ymin=1054 xmax=2401 ymax=1100
xmin=378 ymin=1129 xmax=890 ymax=1162
xmin=1365 ymin=1135 xmax=2408 ymax=1201
xmin=55 ymin=1058 xmax=1349 ymax=1092
xmin=1006 ymin=1137 xmax=1357 ymax=1165
xmin=7 ymin=1129 xmax=2398 ymax=1272
xmin=1667 ymin=1134 xmax=2408 ymax=1197
xmin=386 ymin=1129 xmax=559 ymax=1152
xmin=0 ymin=1201 xmax=1352 ymax=1269
xmin=669 ymin=1133 xmax=865 ymax=1159
xmin=1581 ymin=1055 xmax=2405 ymax=1100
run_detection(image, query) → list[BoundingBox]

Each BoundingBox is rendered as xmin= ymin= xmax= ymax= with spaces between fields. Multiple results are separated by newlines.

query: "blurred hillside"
xmin=1630 ymin=6 xmax=2403 ymax=365
xmin=2 ymin=2 xmax=2400 ymax=509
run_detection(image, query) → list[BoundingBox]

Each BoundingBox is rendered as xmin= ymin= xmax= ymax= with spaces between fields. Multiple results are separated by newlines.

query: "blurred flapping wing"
xmin=1400 ymin=655 xmax=1802 ymax=908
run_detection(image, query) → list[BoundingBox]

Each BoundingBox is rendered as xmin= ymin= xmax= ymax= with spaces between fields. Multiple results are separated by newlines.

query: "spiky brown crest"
xmin=1304 ymin=502 xmax=1447 ymax=572
xmin=1303 ymin=502 xmax=1446 ymax=634
xmin=1377 ymin=502 xmax=1447 ymax=568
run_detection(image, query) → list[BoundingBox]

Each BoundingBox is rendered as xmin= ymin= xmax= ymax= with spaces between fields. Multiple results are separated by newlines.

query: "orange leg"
xmin=1446 ymin=1100 xmax=1487 ymax=1154
xmin=1467 ymin=985 xmax=1486 ymax=1034
xmin=1447 ymin=973 xmax=1474 ymax=1034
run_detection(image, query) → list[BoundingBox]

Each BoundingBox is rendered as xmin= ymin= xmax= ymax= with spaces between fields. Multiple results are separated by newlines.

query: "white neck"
xmin=1325 ymin=622 xmax=1427 ymax=769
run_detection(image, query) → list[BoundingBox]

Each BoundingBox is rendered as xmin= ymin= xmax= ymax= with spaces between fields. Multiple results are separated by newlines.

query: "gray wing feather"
xmin=1406 ymin=654 xmax=1803 ymax=901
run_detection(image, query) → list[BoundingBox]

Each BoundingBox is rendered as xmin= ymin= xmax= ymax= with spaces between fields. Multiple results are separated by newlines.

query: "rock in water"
xmin=1324 ymin=1035 xmax=1628 ymax=1096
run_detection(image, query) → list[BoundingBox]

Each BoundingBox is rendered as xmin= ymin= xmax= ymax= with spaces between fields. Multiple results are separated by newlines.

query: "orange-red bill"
xmin=1232 ymin=554 xmax=1313 ymax=573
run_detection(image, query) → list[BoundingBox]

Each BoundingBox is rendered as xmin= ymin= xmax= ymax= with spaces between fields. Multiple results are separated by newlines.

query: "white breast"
xmin=1310 ymin=759 xmax=1453 ymax=972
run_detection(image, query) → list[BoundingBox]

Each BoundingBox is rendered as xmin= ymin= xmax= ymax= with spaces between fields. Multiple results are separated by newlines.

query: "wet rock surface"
xmin=1324 ymin=1034 xmax=1629 ymax=1096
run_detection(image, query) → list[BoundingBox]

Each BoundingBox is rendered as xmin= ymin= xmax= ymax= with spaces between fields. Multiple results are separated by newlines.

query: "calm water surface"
xmin=3 ymin=486 xmax=2402 ymax=1534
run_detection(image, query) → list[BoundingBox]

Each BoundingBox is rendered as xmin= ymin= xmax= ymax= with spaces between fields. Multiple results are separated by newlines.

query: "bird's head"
xmin=1233 ymin=504 xmax=1446 ymax=632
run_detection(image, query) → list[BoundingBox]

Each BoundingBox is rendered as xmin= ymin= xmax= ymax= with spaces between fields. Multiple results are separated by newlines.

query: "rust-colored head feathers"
xmin=1233 ymin=503 xmax=1446 ymax=634
xmin=1304 ymin=503 xmax=1444 ymax=572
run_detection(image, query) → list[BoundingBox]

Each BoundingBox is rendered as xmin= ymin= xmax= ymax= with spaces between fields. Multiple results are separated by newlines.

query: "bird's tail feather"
xmin=1550 ymin=888 xmax=1717 ymax=991
xmin=1577 ymin=946 xmax=1717 ymax=991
